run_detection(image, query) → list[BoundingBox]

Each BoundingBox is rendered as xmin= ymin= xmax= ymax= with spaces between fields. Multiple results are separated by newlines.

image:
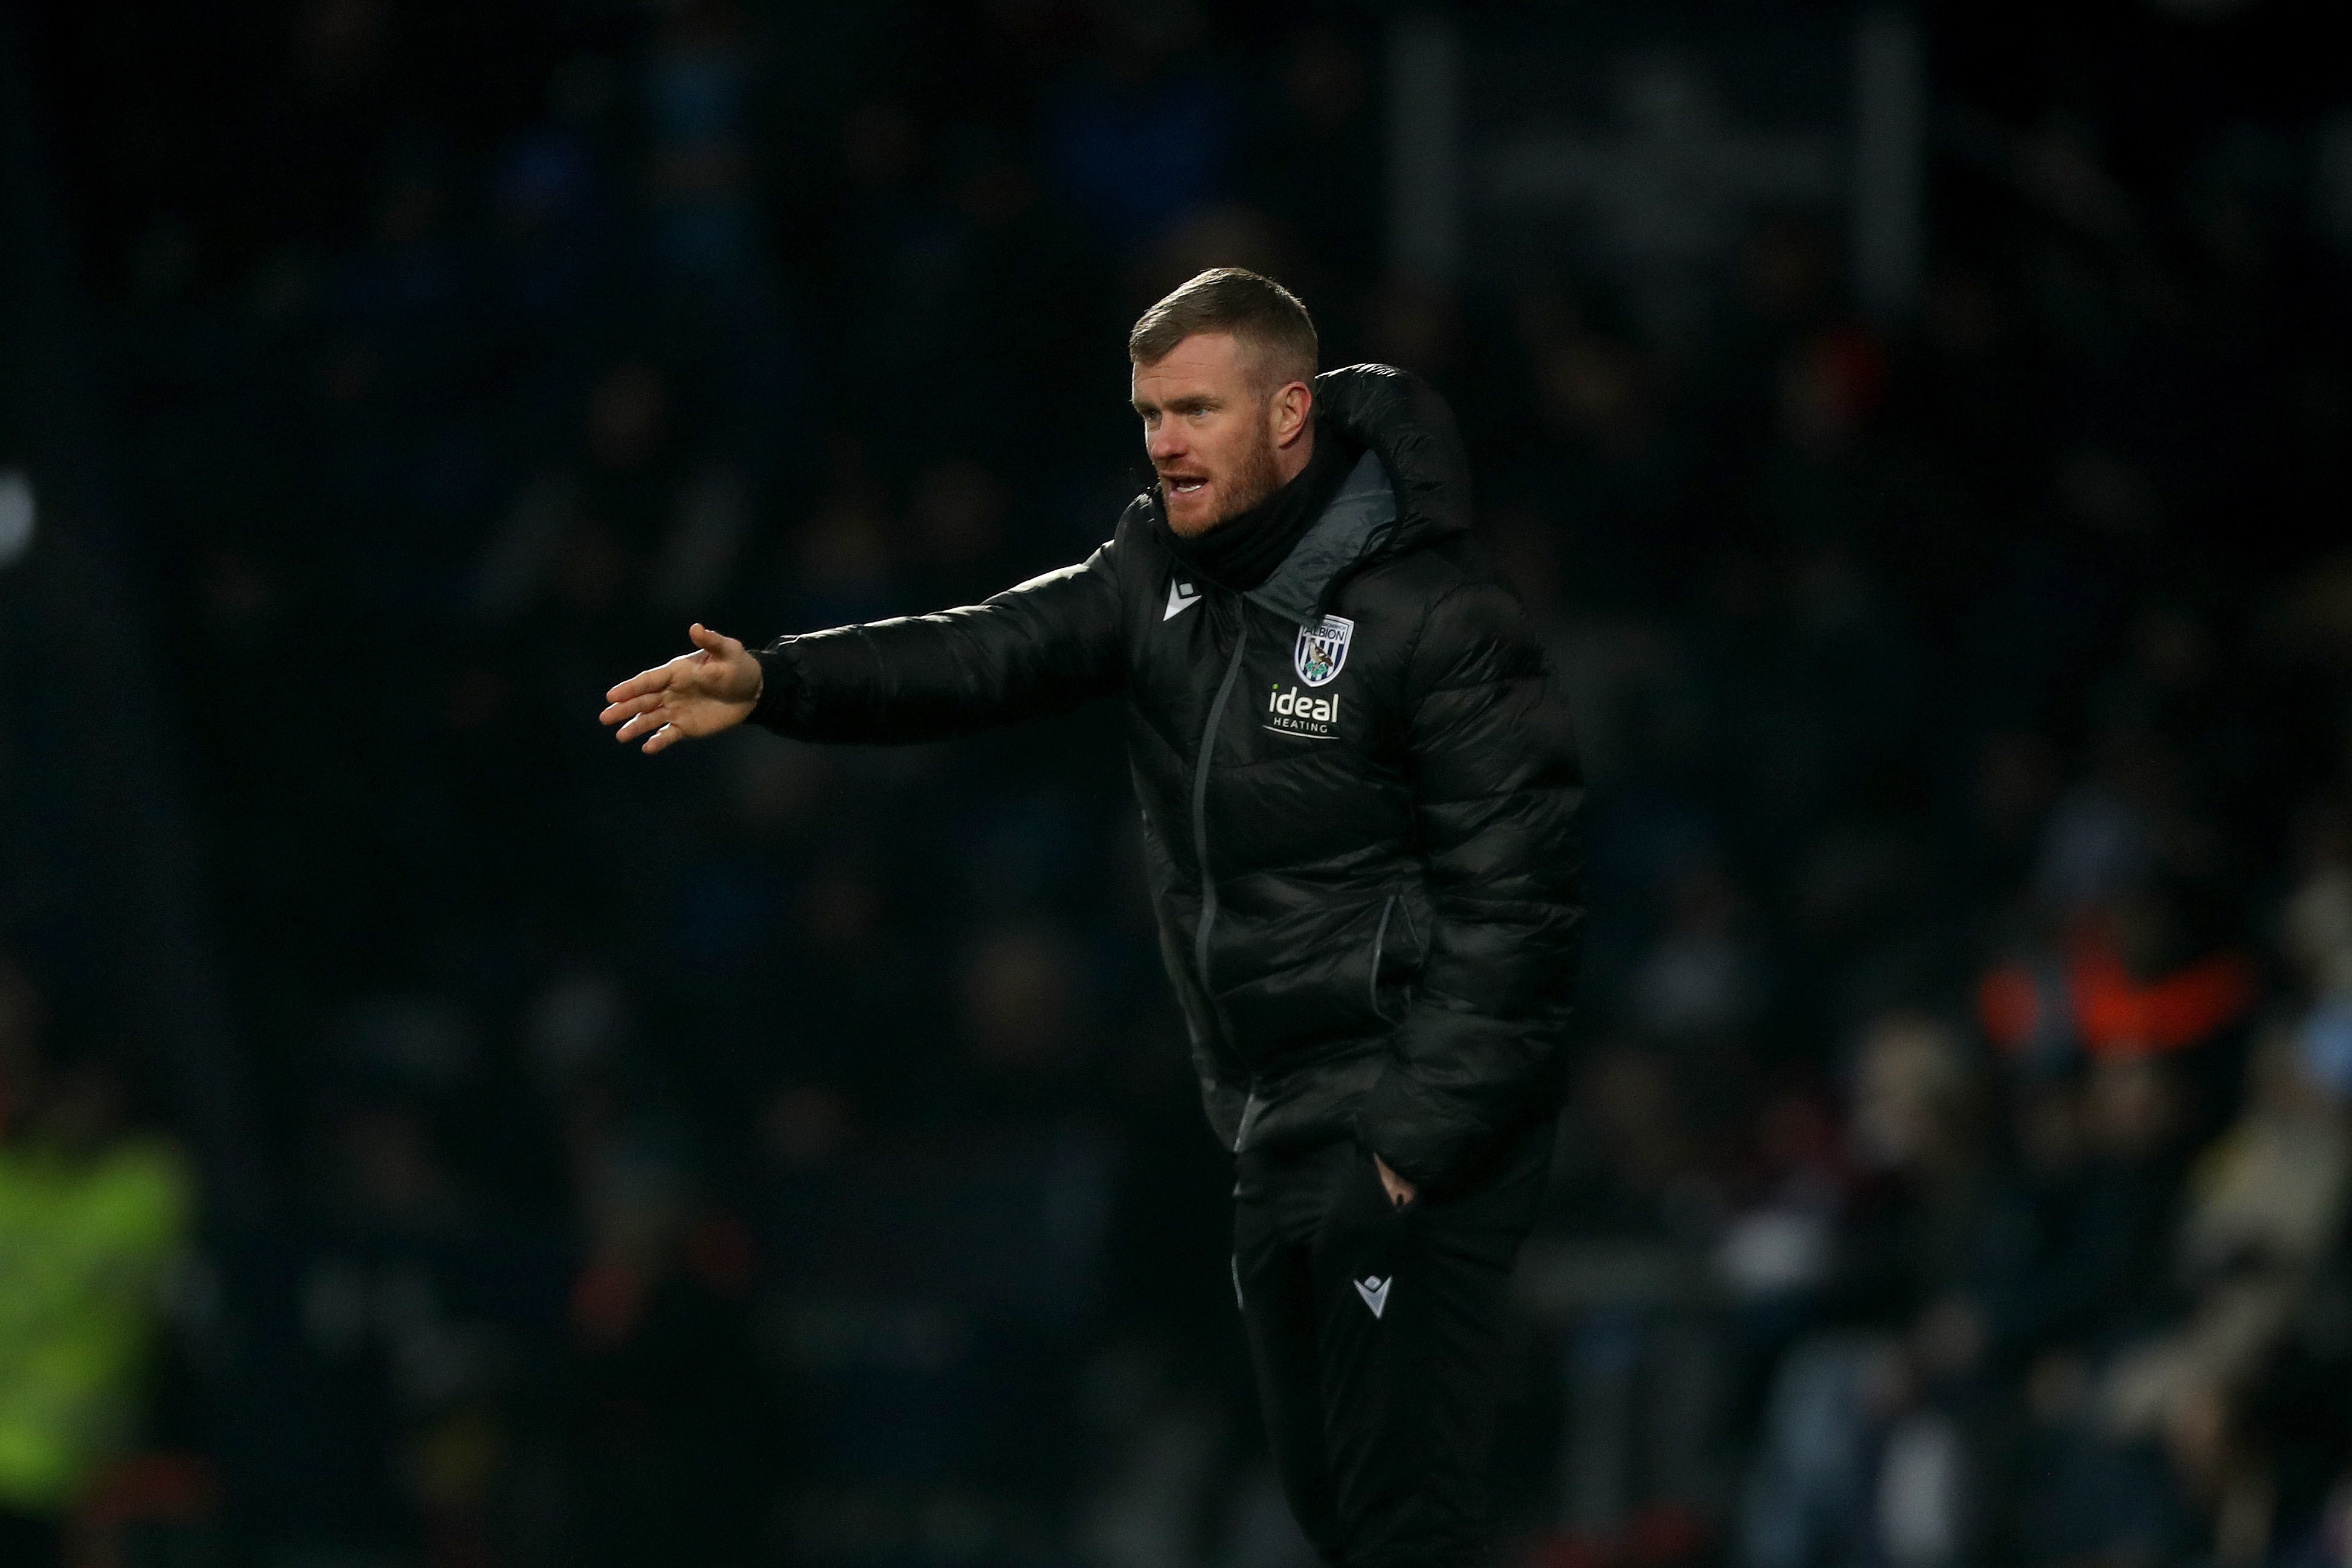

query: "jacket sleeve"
xmin=1355 ymin=578 xmax=1584 ymax=1189
xmin=750 ymin=537 xmax=1126 ymax=743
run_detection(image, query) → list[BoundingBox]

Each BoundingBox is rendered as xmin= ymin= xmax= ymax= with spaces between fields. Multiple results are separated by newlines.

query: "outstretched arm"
xmin=602 ymin=536 xmax=1128 ymax=753
xmin=753 ymin=542 xmax=1126 ymax=744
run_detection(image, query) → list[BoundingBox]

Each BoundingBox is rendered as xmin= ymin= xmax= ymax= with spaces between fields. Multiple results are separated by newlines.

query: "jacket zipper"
xmin=1192 ymin=620 xmax=1250 ymax=997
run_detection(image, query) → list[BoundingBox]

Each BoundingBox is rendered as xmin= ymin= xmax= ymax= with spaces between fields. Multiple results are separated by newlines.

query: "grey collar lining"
xmin=1243 ymin=449 xmax=1396 ymax=626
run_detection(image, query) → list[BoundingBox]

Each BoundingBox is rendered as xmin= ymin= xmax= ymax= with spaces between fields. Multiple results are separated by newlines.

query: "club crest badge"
xmin=1294 ymin=615 xmax=1354 ymax=687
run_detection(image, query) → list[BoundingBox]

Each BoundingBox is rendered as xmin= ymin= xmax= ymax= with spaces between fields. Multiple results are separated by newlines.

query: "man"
xmin=601 ymin=268 xmax=1582 ymax=1564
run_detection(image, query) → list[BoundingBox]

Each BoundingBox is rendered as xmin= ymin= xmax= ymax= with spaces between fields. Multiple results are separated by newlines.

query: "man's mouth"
xmin=1160 ymin=474 xmax=1209 ymax=498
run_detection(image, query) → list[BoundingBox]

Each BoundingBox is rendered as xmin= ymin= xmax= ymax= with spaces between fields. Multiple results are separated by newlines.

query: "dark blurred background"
xmin=2 ymin=1 xmax=2350 ymax=1566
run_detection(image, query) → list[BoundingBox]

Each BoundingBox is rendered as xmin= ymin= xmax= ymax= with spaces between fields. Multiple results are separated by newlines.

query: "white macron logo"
xmin=1354 ymin=1276 xmax=1391 ymax=1319
xmin=1165 ymin=579 xmax=1201 ymax=620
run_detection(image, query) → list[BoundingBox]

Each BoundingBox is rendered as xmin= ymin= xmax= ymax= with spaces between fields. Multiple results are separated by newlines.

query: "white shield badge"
xmin=1294 ymin=614 xmax=1354 ymax=687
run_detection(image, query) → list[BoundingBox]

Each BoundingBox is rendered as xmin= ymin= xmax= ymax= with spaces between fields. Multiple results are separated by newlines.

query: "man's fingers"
xmin=605 ymin=663 xmax=675 ymax=704
xmin=640 ymin=722 xmax=679 ymax=754
xmin=615 ymin=707 xmax=667 ymax=742
xmin=601 ymin=691 xmax=669 ymax=726
xmin=599 ymin=693 xmax=657 ymax=727
xmin=689 ymin=622 xmax=749 ymax=660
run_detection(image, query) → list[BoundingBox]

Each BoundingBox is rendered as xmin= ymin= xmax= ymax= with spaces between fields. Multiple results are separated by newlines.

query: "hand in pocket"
xmin=1373 ymin=1154 xmax=1418 ymax=1208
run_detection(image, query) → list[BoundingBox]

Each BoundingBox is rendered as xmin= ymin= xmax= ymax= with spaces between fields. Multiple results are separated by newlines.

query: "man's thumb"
xmin=688 ymin=622 xmax=726 ymax=654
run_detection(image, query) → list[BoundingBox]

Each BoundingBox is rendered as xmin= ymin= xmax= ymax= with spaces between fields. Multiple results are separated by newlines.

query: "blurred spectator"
xmin=0 ymin=960 xmax=196 ymax=1567
xmin=2098 ymin=1033 xmax=2350 ymax=1508
xmin=1629 ymin=858 xmax=1767 ymax=1044
xmin=1741 ymin=1014 xmax=1990 ymax=1568
xmin=544 ymin=1119 xmax=773 ymax=1568
xmin=1524 ymin=1041 xmax=1726 ymax=1567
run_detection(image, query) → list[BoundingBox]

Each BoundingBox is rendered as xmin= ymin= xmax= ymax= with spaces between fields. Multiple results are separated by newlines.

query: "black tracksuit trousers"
xmin=1233 ymin=1121 xmax=1552 ymax=1567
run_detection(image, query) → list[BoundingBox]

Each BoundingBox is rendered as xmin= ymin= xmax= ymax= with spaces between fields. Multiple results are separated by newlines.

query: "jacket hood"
xmin=1234 ymin=364 xmax=1471 ymax=625
xmin=1313 ymin=363 xmax=1474 ymax=547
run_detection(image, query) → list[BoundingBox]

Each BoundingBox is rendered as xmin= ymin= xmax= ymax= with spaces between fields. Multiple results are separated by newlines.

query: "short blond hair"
xmin=1128 ymin=268 xmax=1319 ymax=389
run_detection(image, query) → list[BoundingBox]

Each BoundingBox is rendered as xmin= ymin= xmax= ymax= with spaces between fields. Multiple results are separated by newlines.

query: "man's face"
xmin=1131 ymin=332 xmax=1302 ymax=538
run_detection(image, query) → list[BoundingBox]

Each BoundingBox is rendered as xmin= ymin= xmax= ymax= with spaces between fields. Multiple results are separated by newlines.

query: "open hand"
xmin=1374 ymin=1155 xmax=1418 ymax=1207
xmin=600 ymin=623 xmax=763 ymax=753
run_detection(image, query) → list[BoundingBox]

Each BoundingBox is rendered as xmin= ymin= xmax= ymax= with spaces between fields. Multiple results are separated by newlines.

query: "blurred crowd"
xmin=4 ymin=1 xmax=2352 ymax=1566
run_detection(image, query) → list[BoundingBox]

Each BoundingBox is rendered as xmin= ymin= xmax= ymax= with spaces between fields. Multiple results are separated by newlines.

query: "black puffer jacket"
xmin=750 ymin=365 xmax=1582 ymax=1188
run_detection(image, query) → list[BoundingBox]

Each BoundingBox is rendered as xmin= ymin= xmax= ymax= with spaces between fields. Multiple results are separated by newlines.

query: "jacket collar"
xmin=1243 ymin=363 xmax=1470 ymax=625
xmin=1245 ymin=447 xmax=1392 ymax=624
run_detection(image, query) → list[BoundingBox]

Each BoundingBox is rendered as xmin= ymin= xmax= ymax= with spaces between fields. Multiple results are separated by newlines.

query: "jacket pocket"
xmin=1211 ymin=896 xmax=1415 ymax=1056
xmin=1369 ymin=895 xmax=1417 ymax=1024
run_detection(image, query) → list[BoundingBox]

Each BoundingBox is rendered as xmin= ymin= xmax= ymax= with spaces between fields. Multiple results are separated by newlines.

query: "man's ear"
xmin=1272 ymin=380 xmax=1313 ymax=447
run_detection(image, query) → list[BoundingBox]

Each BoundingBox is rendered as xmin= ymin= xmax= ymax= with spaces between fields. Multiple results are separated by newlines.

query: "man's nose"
xmin=1148 ymin=422 xmax=1186 ymax=464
